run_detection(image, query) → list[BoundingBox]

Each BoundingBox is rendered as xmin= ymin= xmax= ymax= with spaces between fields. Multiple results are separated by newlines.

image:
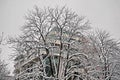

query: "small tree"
xmin=88 ymin=30 xmax=120 ymax=80
xmin=0 ymin=32 xmax=3 ymax=53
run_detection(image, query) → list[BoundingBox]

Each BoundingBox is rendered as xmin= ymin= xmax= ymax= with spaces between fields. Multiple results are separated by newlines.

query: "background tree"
xmin=87 ymin=30 xmax=120 ymax=80
xmin=0 ymin=33 xmax=9 ymax=80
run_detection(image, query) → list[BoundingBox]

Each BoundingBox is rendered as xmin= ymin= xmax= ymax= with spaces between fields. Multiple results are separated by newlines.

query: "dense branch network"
xmin=8 ymin=6 xmax=120 ymax=80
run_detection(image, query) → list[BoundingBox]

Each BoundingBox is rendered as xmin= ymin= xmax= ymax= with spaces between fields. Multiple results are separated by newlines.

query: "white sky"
xmin=0 ymin=0 xmax=120 ymax=76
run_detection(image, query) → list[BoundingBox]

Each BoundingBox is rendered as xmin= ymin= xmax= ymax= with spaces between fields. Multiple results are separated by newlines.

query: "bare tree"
xmin=9 ymin=6 xmax=91 ymax=80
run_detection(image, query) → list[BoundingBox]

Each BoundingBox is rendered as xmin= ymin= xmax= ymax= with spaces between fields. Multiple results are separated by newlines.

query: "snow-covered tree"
xmin=87 ymin=30 xmax=120 ymax=80
xmin=9 ymin=6 xmax=91 ymax=80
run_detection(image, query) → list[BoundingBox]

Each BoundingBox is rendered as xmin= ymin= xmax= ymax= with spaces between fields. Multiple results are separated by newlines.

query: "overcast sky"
xmin=0 ymin=0 xmax=120 ymax=76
